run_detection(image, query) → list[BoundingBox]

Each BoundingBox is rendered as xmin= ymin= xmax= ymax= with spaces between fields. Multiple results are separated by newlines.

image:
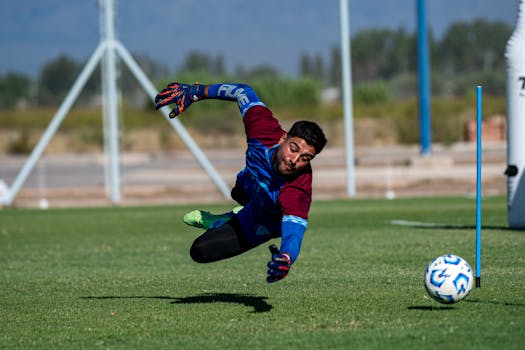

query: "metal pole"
xmin=339 ymin=0 xmax=356 ymax=196
xmin=6 ymin=0 xmax=231 ymax=205
xmin=102 ymin=0 xmax=121 ymax=203
xmin=475 ymin=85 xmax=482 ymax=288
xmin=416 ymin=0 xmax=432 ymax=155
xmin=99 ymin=0 xmax=111 ymax=199
xmin=114 ymin=42 xmax=231 ymax=199
xmin=6 ymin=43 xmax=106 ymax=205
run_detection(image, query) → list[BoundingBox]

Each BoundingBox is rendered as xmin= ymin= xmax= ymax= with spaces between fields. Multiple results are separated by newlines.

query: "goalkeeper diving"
xmin=155 ymin=82 xmax=327 ymax=283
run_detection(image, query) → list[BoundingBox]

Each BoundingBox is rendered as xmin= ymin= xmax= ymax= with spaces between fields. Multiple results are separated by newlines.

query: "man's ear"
xmin=278 ymin=133 xmax=287 ymax=145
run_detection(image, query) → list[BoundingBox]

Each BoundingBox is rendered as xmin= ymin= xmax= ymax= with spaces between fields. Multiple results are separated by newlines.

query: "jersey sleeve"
xmin=243 ymin=106 xmax=285 ymax=147
xmin=205 ymin=83 xmax=285 ymax=147
xmin=205 ymin=83 xmax=265 ymax=116
xmin=278 ymin=168 xmax=313 ymax=219
xmin=277 ymin=169 xmax=313 ymax=264
xmin=280 ymin=215 xmax=307 ymax=264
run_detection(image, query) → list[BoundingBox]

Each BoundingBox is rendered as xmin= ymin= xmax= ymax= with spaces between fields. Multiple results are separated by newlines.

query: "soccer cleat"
xmin=183 ymin=207 xmax=242 ymax=230
xmin=183 ymin=206 xmax=244 ymax=230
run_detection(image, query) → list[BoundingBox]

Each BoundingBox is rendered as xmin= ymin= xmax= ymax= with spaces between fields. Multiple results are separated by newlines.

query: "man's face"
xmin=273 ymin=135 xmax=316 ymax=177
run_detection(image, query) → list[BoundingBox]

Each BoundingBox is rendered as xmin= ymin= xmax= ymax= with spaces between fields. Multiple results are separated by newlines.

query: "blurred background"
xmin=0 ymin=0 xmax=518 ymax=206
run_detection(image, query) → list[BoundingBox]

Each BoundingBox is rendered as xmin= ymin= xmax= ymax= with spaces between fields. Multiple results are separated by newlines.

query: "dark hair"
xmin=287 ymin=120 xmax=327 ymax=154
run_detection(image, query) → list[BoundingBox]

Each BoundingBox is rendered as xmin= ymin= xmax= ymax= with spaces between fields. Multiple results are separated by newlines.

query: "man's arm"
xmin=279 ymin=215 xmax=308 ymax=265
xmin=266 ymin=173 xmax=313 ymax=283
xmin=205 ymin=84 xmax=265 ymax=116
xmin=154 ymin=82 xmax=265 ymax=118
xmin=266 ymin=217 xmax=307 ymax=283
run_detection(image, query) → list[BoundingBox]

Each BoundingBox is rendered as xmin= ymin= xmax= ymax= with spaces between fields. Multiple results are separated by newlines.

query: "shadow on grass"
xmin=464 ymin=298 xmax=525 ymax=307
xmin=407 ymin=305 xmax=456 ymax=311
xmin=171 ymin=293 xmax=273 ymax=313
xmin=81 ymin=293 xmax=272 ymax=313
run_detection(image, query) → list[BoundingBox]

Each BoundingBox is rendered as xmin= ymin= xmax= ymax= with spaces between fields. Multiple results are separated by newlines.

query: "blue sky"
xmin=0 ymin=0 xmax=520 ymax=78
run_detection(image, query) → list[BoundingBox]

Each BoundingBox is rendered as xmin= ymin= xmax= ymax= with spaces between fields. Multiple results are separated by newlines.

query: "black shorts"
xmin=190 ymin=215 xmax=254 ymax=263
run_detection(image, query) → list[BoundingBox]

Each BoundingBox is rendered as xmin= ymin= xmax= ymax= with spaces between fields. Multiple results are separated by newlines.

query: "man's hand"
xmin=154 ymin=83 xmax=205 ymax=118
xmin=267 ymin=244 xmax=291 ymax=283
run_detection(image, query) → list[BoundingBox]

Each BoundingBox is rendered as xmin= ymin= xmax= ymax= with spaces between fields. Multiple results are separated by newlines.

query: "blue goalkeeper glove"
xmin=267 ymin=244 xmax=292 ymax=283
xmin=154 ymin=83 xmax=206 ymax=118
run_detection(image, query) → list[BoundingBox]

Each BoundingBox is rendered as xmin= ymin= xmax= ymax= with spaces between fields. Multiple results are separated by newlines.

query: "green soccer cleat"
xmin=183 ymin=207 xmax=243 ymax=230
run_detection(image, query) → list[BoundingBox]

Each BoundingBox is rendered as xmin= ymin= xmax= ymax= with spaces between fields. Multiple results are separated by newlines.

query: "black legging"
xmin=190 ymin=215 xmax=254 ymax=263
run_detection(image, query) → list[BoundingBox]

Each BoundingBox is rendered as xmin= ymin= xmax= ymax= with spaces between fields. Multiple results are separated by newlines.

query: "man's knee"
xmin=188 ymin=217 xmax=251 ymax=263
xmin=190 ymin=237 xmax=209 ymax=263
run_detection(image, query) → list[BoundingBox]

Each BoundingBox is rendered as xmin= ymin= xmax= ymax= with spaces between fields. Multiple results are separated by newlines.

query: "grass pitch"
xmin=1 ymin=196 xmax=524 ymax=349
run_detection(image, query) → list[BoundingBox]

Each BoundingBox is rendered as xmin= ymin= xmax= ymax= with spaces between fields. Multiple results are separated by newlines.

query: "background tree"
xmin=0 ymin=19 xmax=514 ymax=110
xmin=0 ymin=73 xmax=32 ymax=108
xmin=436 ymin=19 xmax=511 ymax=74
xmin=350 ymin=28 xmax=419 ymax=81
xmin=299 ymin=52 xmax=324 ymax=82
xmin=433 ymin=19 xmax=511 ymax=95
xmin=37 ymin=54 xmax=80 ymax=106
xmin=327 ymin=47 xmax=342 ymax=88
xmin=180 ymin=51 xmax=225 ymax=76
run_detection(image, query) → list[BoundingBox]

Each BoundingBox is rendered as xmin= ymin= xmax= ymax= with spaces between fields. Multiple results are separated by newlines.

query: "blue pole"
xmin=476 ymin=85 xmax=482 ymax=288
xmin=416 ymin=0 xmax=432 ymax=155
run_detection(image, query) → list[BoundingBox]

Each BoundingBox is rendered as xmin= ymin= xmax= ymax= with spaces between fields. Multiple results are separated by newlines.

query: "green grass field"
xmin=1 ymin=196 xmax=524 ymax=349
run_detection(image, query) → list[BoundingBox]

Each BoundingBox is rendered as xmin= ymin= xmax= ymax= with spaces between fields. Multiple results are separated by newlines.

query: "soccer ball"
xmin=423 ymin=254 xmax=473 ymax=304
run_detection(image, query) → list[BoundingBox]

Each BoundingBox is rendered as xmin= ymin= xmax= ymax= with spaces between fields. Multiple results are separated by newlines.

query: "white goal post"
xmin=3 ymin=0 xmax=230 ymax=206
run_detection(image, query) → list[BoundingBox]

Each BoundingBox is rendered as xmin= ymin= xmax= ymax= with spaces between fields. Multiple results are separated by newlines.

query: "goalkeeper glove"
xmin=154 ymin=83 xmax=205 ymax=118
xmin=266 ymin=244 xmax=292 ymax=283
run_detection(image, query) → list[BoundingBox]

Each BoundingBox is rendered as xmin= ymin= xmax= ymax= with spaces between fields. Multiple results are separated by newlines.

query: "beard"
xmin=272 ymin=152 xmax=297 ymax=177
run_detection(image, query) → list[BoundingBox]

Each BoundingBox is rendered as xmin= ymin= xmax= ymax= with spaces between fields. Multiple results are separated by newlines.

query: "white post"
xmin=5 ymin=0 xmax=231 ymax=206
xmin=5 ymin=43 xmax=106 ymax=205
xmin=101 ymin=0 xmax=121 ymax=203
xmin=99 ymin=0 xmax=111 ymax=199
xmin=339 ymin=0 xmax=356 ymax=196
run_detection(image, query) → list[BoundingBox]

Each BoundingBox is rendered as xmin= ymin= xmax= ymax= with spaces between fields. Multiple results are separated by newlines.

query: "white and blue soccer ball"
xmin=423 ymin=254 xmax=473 ymax=304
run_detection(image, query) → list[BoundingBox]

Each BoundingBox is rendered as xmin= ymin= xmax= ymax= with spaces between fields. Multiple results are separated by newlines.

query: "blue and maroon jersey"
xmin=206 ymin=84 xmax=312 ymax=263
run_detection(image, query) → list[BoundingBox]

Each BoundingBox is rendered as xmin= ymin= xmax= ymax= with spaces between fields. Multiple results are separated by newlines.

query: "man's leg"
xmin=190 ymin=215 xmax=253 ymax=263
